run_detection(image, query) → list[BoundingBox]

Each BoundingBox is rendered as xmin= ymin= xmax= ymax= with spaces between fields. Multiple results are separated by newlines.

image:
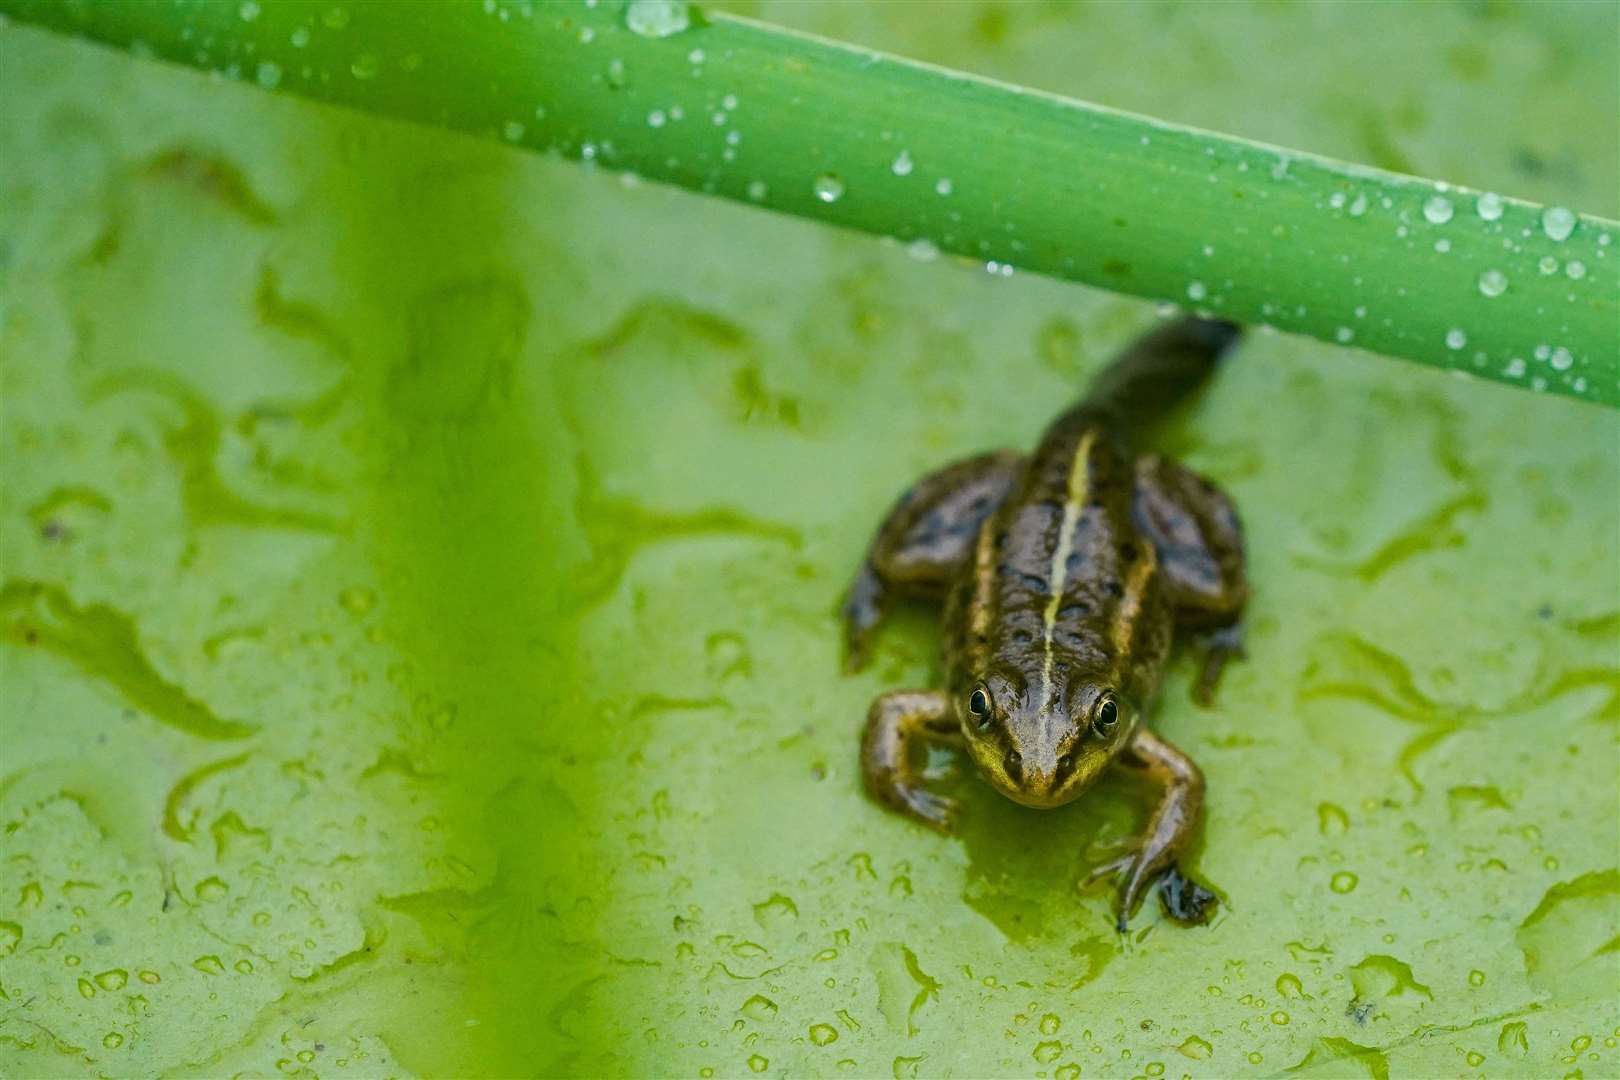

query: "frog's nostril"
xmin=1057 ymin=753 xmax=1074 ymax=771
xmin=1004 ymin=750 xmax=1022 ymax=777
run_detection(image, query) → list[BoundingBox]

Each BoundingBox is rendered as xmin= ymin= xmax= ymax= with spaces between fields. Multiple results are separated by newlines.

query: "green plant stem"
xmin=6 ymin=0 xmax=1616 ymax=406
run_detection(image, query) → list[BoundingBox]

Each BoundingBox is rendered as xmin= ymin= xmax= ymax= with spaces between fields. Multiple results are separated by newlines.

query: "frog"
xmin=842 ymin=315 xmax=1248 ymax=930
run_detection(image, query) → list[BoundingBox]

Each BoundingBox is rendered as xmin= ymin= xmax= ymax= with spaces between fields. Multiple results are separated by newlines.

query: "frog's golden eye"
xmin=967 ymin=685 xmax=992 ymax=729
xmin=1092 ymin=695 xmax=1119 ymax=737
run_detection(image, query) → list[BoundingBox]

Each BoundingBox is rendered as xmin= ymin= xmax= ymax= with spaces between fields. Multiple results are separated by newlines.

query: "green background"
xmin=1 ymin=2 xmax=1616 ymax=1077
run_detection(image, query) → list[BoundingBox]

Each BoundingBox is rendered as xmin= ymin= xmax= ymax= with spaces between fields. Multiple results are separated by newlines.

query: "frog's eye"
xmin=1092 ymin=695 xmax=1119 ymax=737
xmin=967 ymin=686 xmax=992 ymax=729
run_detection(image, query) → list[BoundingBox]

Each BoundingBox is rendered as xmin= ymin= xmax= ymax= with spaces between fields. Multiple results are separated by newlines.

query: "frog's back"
xmin=942 ymin=316 xmax=1241 ymax=701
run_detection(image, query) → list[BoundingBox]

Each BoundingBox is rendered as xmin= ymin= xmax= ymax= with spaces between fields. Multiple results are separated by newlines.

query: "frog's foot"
xmin=871 ymin=781 xmax=959 ymax=833
xmin=1086 ymin=855 xmax=1217 ymax=930
xmin=1084 ymin=850 xmax=1159 ymax=932
xmin=1158 ymin=864 xmax=1219 ymax=924
xmin=1193 ymin=622 xmax=1245 ymax=706
xmin=841 ymin=562 xmax=887 ymax=673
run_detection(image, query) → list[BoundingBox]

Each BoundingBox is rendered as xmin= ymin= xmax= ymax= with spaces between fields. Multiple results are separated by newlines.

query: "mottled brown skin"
xmin=844 ymin=317 xmax=1248 ymax=930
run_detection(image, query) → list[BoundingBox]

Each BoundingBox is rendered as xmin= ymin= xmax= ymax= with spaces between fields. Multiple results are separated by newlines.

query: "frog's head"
xmin=959 ymin=671 xmax=1135 ymax=808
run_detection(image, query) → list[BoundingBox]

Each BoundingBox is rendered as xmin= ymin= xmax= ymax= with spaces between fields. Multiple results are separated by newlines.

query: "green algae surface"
xmin=2 ymin=3 xmax=1617 ymax=1077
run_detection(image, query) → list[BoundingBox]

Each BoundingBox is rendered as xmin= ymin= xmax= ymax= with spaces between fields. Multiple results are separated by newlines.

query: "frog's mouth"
xmin=968 ymin=738 xmax=1103 ymax=809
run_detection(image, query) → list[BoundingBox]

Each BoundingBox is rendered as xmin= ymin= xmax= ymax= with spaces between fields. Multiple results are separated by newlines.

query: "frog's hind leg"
xmin=1132 ymin=454 xmax=1249 ymax=703
xmin=842 ymin=450 xmax=1023 ymax=672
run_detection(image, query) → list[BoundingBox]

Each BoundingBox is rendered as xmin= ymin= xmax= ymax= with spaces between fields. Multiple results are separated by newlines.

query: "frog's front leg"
xmin=862 ymin=690 xmax=962 ymax=832
xmin=1133 ymin=454 xmax=1249 ymax=703
xmin=843 ymin=451 xmax=1023 ymax=672
xmin=1088 ymin=727 xmax=1217 ymax=930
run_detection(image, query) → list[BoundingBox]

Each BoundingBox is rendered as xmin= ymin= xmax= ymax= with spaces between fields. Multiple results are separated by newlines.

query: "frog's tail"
xmin=1081 ymin=316 xmax=1242 ymax=431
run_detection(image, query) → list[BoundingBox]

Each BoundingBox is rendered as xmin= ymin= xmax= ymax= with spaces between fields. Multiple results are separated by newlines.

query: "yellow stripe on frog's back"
xmin=1038 ymin=428 xmax=1099 ymax=715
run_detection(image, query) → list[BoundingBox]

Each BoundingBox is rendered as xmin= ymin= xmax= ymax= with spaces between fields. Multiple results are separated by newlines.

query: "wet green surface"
xmin=1 ymin=3 xmax=1617 ymax=1077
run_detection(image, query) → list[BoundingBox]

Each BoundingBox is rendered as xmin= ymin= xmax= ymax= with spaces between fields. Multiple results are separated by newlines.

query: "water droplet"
xmin=0 ymin=921 xmax=19 ymax=955
xmin=1549 ymin=347 xmax=1573 ymax=372
xmin=290 ymin=25 xmax=311 ymax=48
xmin=297 ymin=1050 xmax=316 ymax=1063
xmin=1541 ymin=206 xmax=1575 ymax=241
xmin=906 ymin=238 xmax=938 ymax=262
xmin=103 ymin=1032 xmax=125 ymax=1048
xmin=626 ymin=0 xmax=690 ymax=38
xmin=1276 ymin=973 xmax=1304 ymax=998
xmin=1348 ymin=193 xmax=1368 ymax=217
xmin=740 ymin=994 xmax=778 ymax=1021
xmin=1444 ymin=329 xmax=1467 ymax=351
xmin=193 ymin=955 xmax=225 ymax=976
xmin=1271 ymin=1010 xmax=1291 ymax=1025
xmin=500 ymin=120 xmax=526 ymax=143
xmin=1055 ymin=1066 xmax=1081 ymax=1080
xmin=1467 ymin=1051 xmax=1486 ymax=1067
xmin=235 ymin=959 xmax=254 ymax=974
xmin=1538 ymin=255 xmax=1559 ymax=275
xmin=1329 ymin=192 xmax=1346 ymax=209
xmin=138 ymin=970 xmax=160 ymax=984
xmin=254 ymin=60 xmax=282 ymax=88
xmin=891 ymin=150 xmax=913 ymax=177
xmin=77 ymin=977 xmax=96 ymax=998
xmin=1423 ymin=196 xmax=1453 ymax=224
xmin=1186 ymin=281 xmax=1207 ymax=302
xmin=813 ymin=174 xmax=844 ymax=203
xmin=1477 ymin=269 xmax=1508 ymax=297
xmin=687 ymin=47 xmax=705 ymax=64
xmin=934 ymin=177 xmax=953 ymax=196
xmin=1469 ymin=969 xmax=1486 ymax=987
xmin=809 ymin=1023 xmax=839 ymax=1046
xmin=647 ymin=109 xmax=666 ymax=128
xmin=577 ymin=26 xmax=595 ymax=43
xmin=322 ymin=6 xmax=350 ymax=30
xmin=1033 ymin=1041 xmax=1063 ymax=1064
xmin=747 ymin=1055 xmax=769 ymax=1073
xmin=237 ymin=0 xmax=261 ymax=19
xmin=746 ymin=180 xmax=768 ymax=201
xmin=1434 ymin=238 xmax=1451 ymax=253
xmin=1476 ymin=192 xmax=1503 ymax=221
xmin=1176 ymin=1035 xmax=1213 ymax=1060
xmin=1248 ymin=1052 xmax=1264 ymax=1065
xmin=1040 ymin=1014 xmax=1061 ymax=1035
xmin=94 ymin=969 xmax=128 ymax=991
xmin=1330 ymin=870 xmax=1359 ymax=893
xmin=1565 ymin=260 xmax=1586 ymax=280
xmin=350 ymin=53 xmax=379 ymax=80
xmin=722 ymin=93 xmax=738 ymax=110
xmin=1335 ymin=327 xmax=1354 ymax=344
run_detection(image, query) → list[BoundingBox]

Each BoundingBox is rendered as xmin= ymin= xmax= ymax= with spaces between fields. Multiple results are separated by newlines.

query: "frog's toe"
xmin=1158 ymin=864 xmax=1219 ymax=924
xmin=1083 ymin=852 xmax=1135 ymax=886
xmin=897 ymin=787 xmax=958 ymax=832
xmin=1082 ymin=852 xmax=1157 ymax=932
